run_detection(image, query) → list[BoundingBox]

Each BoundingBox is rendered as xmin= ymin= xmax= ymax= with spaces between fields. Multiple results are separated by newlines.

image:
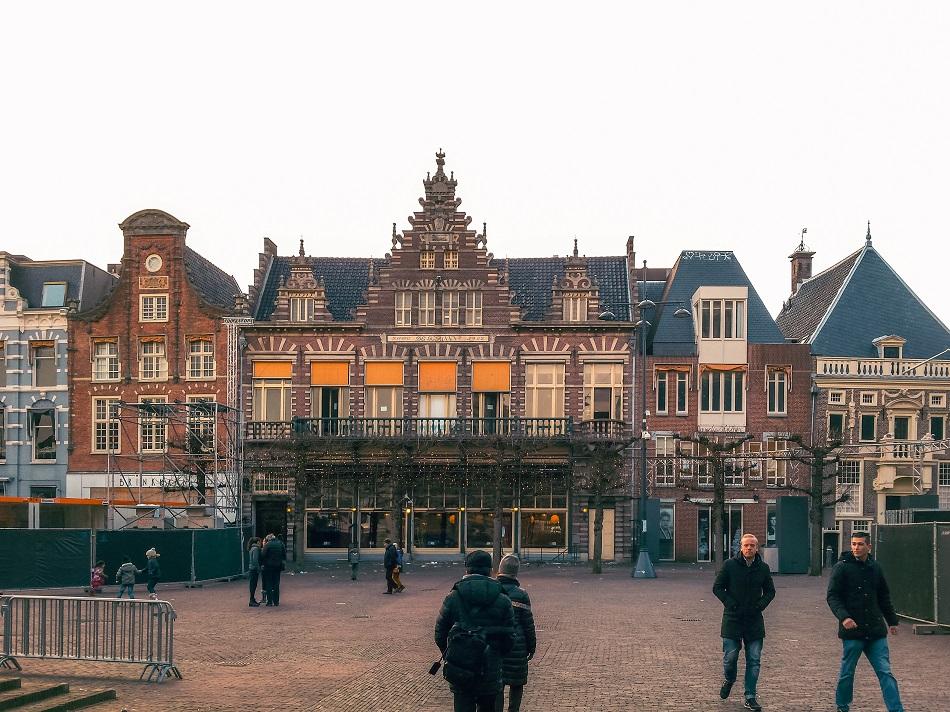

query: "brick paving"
xmin=3 ymin=561 xmax=949 ymax=711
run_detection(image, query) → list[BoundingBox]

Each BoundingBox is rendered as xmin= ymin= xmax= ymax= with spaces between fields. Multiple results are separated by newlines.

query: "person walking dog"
xmin=495 ymin=555 xmax=536 ymax=712
xmin=827 ymin=531 xmax=904 ymax=712
xmin=434 ymin=550 xmax=515 ymax=712
xmin=712 ymin=533 xmax=775 ymax=712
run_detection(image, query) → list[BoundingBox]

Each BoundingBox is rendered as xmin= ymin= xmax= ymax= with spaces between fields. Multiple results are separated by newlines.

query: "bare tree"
xmin=677 ymin=434 xmax=753 ymax=571
xmin=575 ymin=441 xmax=630 ymax=574
xmin=783 ymin=435 xmax=844 ymax=576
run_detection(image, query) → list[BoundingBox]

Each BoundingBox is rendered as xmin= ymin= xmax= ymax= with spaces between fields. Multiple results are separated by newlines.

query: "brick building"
xmin=638 ymin=250 xmax=812 ymax=562
xmin=777 ymin=227 xmax=950 ymax=550
xmin=66 ymin=209 xmax=243 ymax=529
xmin=243 ymin=152 xmax=637 ymax=561
xmin=0 ymin=252 xmax=114 ymax=526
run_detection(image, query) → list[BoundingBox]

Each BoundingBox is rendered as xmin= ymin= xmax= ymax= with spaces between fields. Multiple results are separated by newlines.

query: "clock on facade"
xmin=145 ymin=254 xmax=163 ymax=273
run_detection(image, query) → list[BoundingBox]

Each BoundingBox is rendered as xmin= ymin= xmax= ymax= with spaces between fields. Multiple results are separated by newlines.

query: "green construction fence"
xmin=875 ymin=523 xmax=950 ymax=626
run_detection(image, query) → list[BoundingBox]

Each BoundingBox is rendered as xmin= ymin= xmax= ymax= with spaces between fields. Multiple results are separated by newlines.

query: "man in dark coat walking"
xmin=260 ymin=533 xmax=286 ymax=606
xmin=495 ymin=554 xmax=536 ymax=712
xmin=827 ymin=531 xmax=904 ymax=712
xmin=435 ymin=550 xmax=515 ymax=712
xmin=712 ymin=533 xmax=775 ymax=712
xmin=383 ymin=538 xmax=398 ymax=594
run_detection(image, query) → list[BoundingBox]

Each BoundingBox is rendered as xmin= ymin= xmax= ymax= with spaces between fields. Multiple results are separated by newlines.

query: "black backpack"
xmin=442 ymin=594 xmax=490 ymax=689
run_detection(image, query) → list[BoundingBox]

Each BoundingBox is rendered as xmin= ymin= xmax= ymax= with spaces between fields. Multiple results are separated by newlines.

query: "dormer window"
xmin=41 ymin=282 xmax=67 ymax=307
xmin=873 ymin=335 xmax=905 ymax=359
xmin=289 ymin=297 xmax=315 ymax=322
xmin=563 ymin=295 xmax=587 ymax=322
xmin=420 ymin=251 xmax=436 ymax=269
xmin=883 ymin=346 xmax=901 ymax=359
xmin=699 ymin=299 xmax=745 ymax=339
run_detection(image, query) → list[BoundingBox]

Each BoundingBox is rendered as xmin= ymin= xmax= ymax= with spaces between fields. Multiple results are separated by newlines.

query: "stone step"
xmin=0 ymin=681 xmax=21 ymax=694
xmin=11 ymin=688 xmax=117 ymax=712
xmin=0 ymin=683 xmax=69 ymax=711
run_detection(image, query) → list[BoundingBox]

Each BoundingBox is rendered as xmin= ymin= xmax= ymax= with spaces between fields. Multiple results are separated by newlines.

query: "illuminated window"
xmin=443 ymin=250 xmax=458 ymax=269
xmin=420 ymin=251 xmax=436 ymax=269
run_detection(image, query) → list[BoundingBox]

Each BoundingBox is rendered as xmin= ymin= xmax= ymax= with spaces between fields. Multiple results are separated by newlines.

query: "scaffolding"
xmin=105 ymin=400 xmax=241 ymax=530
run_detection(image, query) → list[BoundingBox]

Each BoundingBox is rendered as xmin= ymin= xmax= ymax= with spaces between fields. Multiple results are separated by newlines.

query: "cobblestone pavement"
xmin=3 ymin=561 xmax=948 ymax=711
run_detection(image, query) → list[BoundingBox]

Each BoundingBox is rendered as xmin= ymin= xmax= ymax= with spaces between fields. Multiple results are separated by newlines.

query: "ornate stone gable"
xmin=272 ymin=240 xmax=333 ymax=322
xmin=547 ymin=239 xmax=601 ymax=321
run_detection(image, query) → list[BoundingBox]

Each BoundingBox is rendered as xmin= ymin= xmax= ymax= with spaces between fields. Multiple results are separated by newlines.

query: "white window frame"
xmin=835 ymin=460 xmax=862 ymax=516
xmin=765 ymin=438 xmax=788 ymax=487
xmin=700 ymin=370 xmax=745 ymax=413
xmin=32 ymin=343 xmax=57 ymax=388
xmin=583 ymin=362 xmax=623 ymax=421
xmin=366 ymin=386 xmax=403 ymax=418
xmin=92 ymin=397 xmax=120 ymax=454
xmin=654 ymin=435 xmax=676 ymax=487
xmin=465 ymin=291 xmax=483 ymax=327
xmin=252 ymin=378 xmax=292 ymax=421
xmin=656 ymin=372 xmax=668 ymax=415
xmin=562 ymin=295 xmax=588 ymax=322
xmin=92 ymin=341 xmax=120 ymax=381
xmin=828 ymin=390 xmax=845 ymax=406
xmin=525 ymin=363 xmax=565 ymax=418
xmin=939 ymin=462 xmax=950 ymax=510
xmin=139 ymin=340 xmax=168 ymax=381
xmin=675 ymin=371 xmax=688 ymax=415
xmin=767 ymin=369 xmax=787 ymax=415
xmin=859 ymin=413 xmax=877 ymax=442
xmin=395 ymin=291 xmax=412 ymax=327
xmin=930 ymin=393 xmax=946 ymax=408
xmin=186 ymin=395 xmax=216 ymax=453
xmin=188 ymin=339 xmax=215 ymax=380
xmin=861 ymin=392 xmax=878 ymax=407
xmin=140 ymin=294 xmax=169 ymax=322
xmin=442 ymin=291 xmax=461 ymax=327
xmin=418 ymin=291 xmax=436 ymax=327
xmin=699 ymin=299 xmax=745 ymax=339
xmin=41 ymin=282 xmax=67 ymax=307
xmin=289 ymin=297 xmax=315 ymax=322
xmin=139 ymin=396 xmax=168 ymax=454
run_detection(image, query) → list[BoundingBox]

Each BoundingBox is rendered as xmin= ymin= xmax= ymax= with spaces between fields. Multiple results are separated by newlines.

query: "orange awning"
xmin=418 ymin=361 xmax=457 ymax=392
xmin=364 ymin=361 xmax=404 ymax=386
xmin=253 ymin=361 xmax=293 ymax=379
xmin=472 ymin=361 xmax=511 ymax=392
xmin=700 ymin=364 xmax=748 ymax=373
xmin=655 ymin=364 xmax=692 ymax=373
xmin=139 ymin=335 xmax=165 ymax=344
xmin=186 ymin=334 xmax=213 ymax=343
xmin=92 ymin=336 xmax=118 ymax=343
xmin=311 ymin=361 xmax=350 ymax=386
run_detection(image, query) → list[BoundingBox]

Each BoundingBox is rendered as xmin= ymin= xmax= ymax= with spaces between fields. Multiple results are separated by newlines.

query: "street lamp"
xmin=598 ymin=280 xmax=690 ymax=579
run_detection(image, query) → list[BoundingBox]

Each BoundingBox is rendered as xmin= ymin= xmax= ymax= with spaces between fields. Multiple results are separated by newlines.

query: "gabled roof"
xmin=775 ymin=248 xmax=861 ymax=342
xmin=506 ymin=256 xmax=629 ymax=321
xmin=255 ymin=257 xmax=374 ymax=321
xmin=780 ymin=243 xmax=950 ymax=358
xmin=183 ymin=247 xmax=242 ymax=312
xmin=649 ymin=250 xmax=786 ymax=356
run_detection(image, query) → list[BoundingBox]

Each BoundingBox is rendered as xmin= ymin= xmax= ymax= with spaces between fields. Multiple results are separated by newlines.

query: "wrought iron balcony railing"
xmin=243 ymin=417 xmax=631 ymax=442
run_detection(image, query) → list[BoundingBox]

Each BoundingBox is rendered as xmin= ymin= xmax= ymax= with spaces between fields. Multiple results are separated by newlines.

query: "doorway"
xmin=255 ymin=499 xmax=288 ymax=542
xmin=588 ymin=508 xmax=615 ymax=560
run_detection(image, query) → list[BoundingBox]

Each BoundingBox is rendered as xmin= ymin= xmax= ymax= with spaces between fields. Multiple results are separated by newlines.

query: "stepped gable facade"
xmin=66 ymin=209 xmax=242 ymax=528
xmin=778 ymin=227 xmax=950 ymax=541
xmin=243 ymin=151 xmax=638 ymax=562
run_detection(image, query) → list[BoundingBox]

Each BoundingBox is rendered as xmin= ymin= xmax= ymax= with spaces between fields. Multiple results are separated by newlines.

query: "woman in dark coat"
xmin=495 ymin=555 xmax=536 ymax=712
xmin=247 ymin=537 xmax=262 ymax=606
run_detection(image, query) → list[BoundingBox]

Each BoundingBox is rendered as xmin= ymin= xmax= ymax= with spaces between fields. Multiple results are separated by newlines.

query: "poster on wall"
xmin=697 ymin=508 xmax=710 ymax=562
xmin=659 ymin=504 xmax=675 ymax=561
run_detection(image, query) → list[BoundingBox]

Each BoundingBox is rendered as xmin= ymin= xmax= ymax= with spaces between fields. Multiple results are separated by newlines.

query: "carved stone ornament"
xmin=119 ymin=209 xmax=189 ymax=237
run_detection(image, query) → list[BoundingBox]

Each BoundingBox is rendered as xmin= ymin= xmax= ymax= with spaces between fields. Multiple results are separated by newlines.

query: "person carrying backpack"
xmin=434 ymin=550 xmax=515 ymax=712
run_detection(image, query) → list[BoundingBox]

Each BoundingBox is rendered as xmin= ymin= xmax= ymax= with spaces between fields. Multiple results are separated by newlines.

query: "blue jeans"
xmin=723 ymin=638 xmax=762 ymax=699
xmin=117 ymin=583 xmax=135 ymax=599
xmin=835 ymin=637 xmax=903 ymax=712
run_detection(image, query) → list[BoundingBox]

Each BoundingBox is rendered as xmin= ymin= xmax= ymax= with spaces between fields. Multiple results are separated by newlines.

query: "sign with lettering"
xmin=680 ymin=251 xmax=733 ymax=262
xmin=387 ymin=334 xmax=490 ymax=343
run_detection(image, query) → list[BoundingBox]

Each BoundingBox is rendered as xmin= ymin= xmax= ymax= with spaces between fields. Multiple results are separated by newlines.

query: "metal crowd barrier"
xmin=0 ymin=595 xmax=181 ymax=682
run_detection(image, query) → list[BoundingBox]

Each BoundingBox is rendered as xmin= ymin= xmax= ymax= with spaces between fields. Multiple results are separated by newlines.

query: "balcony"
xmin=243 ymin=417 xmax=631 ymax=443
xmin=817 ymin=357 xmax=950 ymax=380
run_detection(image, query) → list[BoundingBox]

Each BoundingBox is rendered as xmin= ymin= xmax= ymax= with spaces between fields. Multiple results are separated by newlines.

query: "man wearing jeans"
xmin=713 ymin=534 xmax=775 ymax=712
xmin=827 ymin=532 xmax=904 ymax=712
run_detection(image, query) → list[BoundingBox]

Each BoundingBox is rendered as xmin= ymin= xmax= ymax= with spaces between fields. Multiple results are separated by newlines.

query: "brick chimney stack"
xmin=789 ymin=228 xmax=815 ymax=295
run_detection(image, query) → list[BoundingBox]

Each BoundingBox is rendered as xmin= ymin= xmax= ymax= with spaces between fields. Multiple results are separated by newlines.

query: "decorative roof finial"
xmin=797 ymin=227 xmax=807 ymax=253
xmin=866 ymin=220 xmax=872 ymax=245
xmin=298 ymin=237 xmax=305 ymax=257
xmin=573 ymin=237 xmax=579 ymax=258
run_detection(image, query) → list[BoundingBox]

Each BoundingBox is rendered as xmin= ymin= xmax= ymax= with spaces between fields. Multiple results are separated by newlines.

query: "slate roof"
xmin=506 ymin=256 xmax=629 ymax=321
xmin=649 ymin=250 xmax=786 ymax=356
xmin=183 ymin=247 xmax=242 ymax=312
xmin=775 ymin=249 xmax=861 ymax=342
xmin=8 ymin=260 xmax=116 ymax=311
xmin=779 ymin=243 xmax=950 ymax=358
xmin=255 ymin=257 xmax=374 ymax=321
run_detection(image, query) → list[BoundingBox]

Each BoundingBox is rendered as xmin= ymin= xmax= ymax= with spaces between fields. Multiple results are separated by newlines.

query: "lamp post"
xmin=599 ymin=284 xmax=690 ymax=579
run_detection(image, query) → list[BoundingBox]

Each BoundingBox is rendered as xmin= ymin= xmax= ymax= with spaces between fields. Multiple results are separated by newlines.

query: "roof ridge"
xmin=795 ymin=245 xmax=863 ymax=291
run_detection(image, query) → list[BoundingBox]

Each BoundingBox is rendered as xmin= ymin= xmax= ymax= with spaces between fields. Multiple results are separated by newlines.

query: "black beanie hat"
xmin=465 ymin=549 xmax=492 ymax=574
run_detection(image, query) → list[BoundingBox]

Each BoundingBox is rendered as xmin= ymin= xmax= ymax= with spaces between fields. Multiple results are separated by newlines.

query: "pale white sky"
xmin=2 ymin=2 xmax=948 ymax=321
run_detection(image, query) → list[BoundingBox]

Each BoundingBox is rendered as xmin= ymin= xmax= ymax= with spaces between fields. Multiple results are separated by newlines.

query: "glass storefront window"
xmin=520 ymin=511 xmax=566 ymax=548
xmin=306 ymin=511 xmax=353 ymax=548
xmin=360 ymin=511 xmax=396 ymax=548
xmin=466 ymin=512 xmax=512 ymax=549
xmin=414 ymin=511 xmax=459 ymax=548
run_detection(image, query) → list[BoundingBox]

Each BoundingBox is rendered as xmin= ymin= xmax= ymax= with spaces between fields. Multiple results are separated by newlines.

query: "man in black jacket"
xmin=260 ymin=533 xmax=286 ymax=606
xmin=827 ymin=532 xmax=904 ymax=712
xmin=383 ymin=538 xmax=398 ymax=594
xmin=434 ymin=550 xmax=515 ymax=712
xmin=496 ymin=554 xmax=536 ymax=712
xmin=712 ymin=533 xmax=775 ymax=712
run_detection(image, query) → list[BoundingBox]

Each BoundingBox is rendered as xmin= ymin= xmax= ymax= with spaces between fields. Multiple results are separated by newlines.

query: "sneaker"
xmin=398 ymin=585 xmax=406 ymax=592
xmin=265 ymin=602 xmax=274 ymax=606
xmin=249 ymin=601 xmax=260 ymax=607
xmin=720 ymin=680 xmax=734 ymax=699
xmin=743 ymin=698 xmax=762 ymax=711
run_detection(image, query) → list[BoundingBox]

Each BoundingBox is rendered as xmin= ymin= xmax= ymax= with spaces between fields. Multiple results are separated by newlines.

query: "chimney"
xmin=788 ymin=228 xmax=814 ymax=295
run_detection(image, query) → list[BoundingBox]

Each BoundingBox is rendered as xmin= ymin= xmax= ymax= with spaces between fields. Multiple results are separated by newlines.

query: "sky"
xmin=2 ymin=2 xmax=948 ymax=322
